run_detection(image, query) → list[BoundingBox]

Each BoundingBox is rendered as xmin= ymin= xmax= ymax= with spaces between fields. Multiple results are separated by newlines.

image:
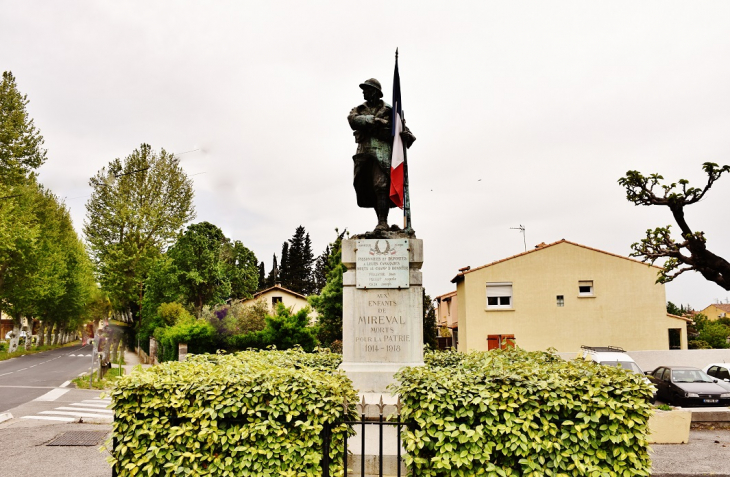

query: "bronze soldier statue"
xmin=348 ymin=78 xmax=415 ymax=231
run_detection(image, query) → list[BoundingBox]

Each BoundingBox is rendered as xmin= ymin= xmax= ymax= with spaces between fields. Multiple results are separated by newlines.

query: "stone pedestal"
xmin=340 ymin=238 xmax=424 ymax=393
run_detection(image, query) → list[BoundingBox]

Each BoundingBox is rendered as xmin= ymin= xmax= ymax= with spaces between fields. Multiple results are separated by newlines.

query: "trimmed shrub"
xmin=394 ymin=348 xmax=654 ymax=476
xmin=110 ymin=349 xmax=356 ymax=476
xmin=226 ymin=303 xmax=319 ymax=352
xmin=153 ymin=317 xmax=216 ymax=362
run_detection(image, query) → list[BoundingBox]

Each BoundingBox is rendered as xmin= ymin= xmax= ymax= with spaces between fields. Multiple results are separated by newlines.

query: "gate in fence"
xmin=322 ymin=395 xmax=406 ymax=477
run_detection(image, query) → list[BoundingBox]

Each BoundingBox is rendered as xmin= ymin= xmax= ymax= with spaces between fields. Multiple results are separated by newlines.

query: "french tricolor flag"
xmin=389 ymin=53 xmax=405 ymax=209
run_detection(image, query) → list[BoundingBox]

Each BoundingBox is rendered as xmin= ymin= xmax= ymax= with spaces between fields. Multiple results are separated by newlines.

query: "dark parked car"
xmin=647 ymin=366 xmax=730 ymax=407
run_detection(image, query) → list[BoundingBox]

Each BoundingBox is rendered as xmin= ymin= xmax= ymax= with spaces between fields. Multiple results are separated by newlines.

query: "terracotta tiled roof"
xmin=435 ymin=290 xmax=457 ymax=301
xmin=667 ymin=313 xmax=693 ymax=323
xmin=711 ymin=304 xmax=730 ymax=313
xmin=451 ymin=239 xmax=662 ymax=283
xmin=253 ymin=285 xmax=308 ymax=300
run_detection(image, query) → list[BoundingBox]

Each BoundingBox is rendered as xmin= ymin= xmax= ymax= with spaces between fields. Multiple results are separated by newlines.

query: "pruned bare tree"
xmin=618 ymin=162 xmax=730 ymax=290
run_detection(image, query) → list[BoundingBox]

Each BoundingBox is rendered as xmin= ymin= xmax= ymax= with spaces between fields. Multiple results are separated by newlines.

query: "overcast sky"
xmin=2 ymin=1 xmax=730 ymax=309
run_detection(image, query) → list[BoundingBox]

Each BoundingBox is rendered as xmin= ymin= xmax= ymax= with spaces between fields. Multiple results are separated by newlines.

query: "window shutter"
xmin=486 ymin=284 xmax=512 ymax=297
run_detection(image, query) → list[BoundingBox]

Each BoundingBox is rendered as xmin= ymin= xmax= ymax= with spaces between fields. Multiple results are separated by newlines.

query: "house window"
xmin=486 ymin=283 xmax=513 ymax=309
xmin=668 ymin=328 xmax=681 ymax=349
xmin=578 ymin=280 xmax=594 ymax=296
xmin=272 ymin=296 xmax=283 ymax=307
xmin=487 ymin=334 xmax=516 ymax=350
xmin=556 ymin=295 xmax=564 ymax=307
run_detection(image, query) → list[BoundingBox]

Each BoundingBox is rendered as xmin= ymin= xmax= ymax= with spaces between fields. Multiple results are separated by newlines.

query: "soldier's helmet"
xmin=359 ymin=78 xmax=383 ymax=98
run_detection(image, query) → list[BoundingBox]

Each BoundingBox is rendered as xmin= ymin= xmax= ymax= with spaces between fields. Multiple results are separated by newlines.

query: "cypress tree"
xmin=257 ymin=261 xmax=266 ymax=291
xmin=279 ymin=242 xmax=290 ymax=287
xmin=266 ymin=254 xmax=278 ymax=288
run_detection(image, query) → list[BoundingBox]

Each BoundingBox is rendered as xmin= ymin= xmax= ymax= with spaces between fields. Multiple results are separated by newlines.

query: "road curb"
xmin=0 ymin=412 xmax=13 ymax=424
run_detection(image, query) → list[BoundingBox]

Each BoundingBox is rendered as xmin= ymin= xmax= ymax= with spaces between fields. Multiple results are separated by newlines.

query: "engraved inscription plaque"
xmin=356 ymin=239 xmax=409 ymax=289
xmin=351 ymin=288 xmax=418 ymax=363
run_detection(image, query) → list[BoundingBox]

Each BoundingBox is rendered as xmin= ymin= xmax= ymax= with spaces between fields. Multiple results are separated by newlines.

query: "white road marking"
xmin=40 ymin=410 xmax=112 ymax=420
xmin=0 ymin=372 xmax=13 ymax=377
xmin=76 ymin=402 xmax=110 ymax=408
xmin=22 ymin=416 xmax=75 ymax=422
xmin=59 ymin=380 xmax=71 ymax=388
xmin=33 ymin=388 xmax=70 ymax=401
xmin=56 ymin=406 xmax=113 ymax=414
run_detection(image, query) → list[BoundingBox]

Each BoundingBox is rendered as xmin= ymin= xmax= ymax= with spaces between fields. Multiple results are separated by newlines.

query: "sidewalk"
xmin=121 ymin=348 xmax=152 ymax=375
xmin=651 ymin=429 xmax=730 ymax=476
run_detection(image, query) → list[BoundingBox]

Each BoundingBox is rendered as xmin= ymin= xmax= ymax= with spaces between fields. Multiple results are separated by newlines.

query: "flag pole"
xmin=402 ymin=111 xmax=411 ymax=232
xmin=396 ymin=48 xmax=412 ymax=232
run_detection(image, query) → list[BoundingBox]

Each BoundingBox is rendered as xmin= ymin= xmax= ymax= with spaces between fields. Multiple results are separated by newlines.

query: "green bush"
xmin=393 ymin=348 xmax=654 ymax=476
xmin=109 ymin=349 xmax=356 ymax=476
xmin=688 ymin=339 xmax=712 ymax=349
xmin=153 ymin=316 xmax=216 ymax=362
xmin=226 ymin=303 xmax=318 ymax=352
xmin=0 ymin=341 xmax=7 ymax=353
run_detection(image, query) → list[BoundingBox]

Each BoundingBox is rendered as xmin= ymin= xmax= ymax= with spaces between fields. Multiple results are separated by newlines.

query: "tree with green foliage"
xmin=1 ymin=181 xmax=96 ymax=351
xmin=164 ymin=222 xmax=259 ymax=316
xmin=666 ymin=301 xmax=683 ymax=316
xmin=265 ymin=253 xmax=278 ymax=288
xmin=0 ymin=71 xmax=47 ymax=185
xmin=167 ymin=222 xmax=231 ymax=316
xmin=619 ymin=162 xmax=730 ymax=290
xmin=422 ymin=291 xmax=438 ymax=349
xmin=277 ymin=226 xmax=315 ymax=294
xmin=312 ymin=244 xmax=331 ymax=296
xmin=279 ymin=242 xmax=290 ymax=286
xmin=257 ymin=261 xmax=266 ymax=291
xmin=228 ymin=302 xmax=318 ymax=352
xmin=309 ymin=229 xmax=346 ymax=347
xmin=222 ymin=239 xmax=259 ymax=301
xmin=0 ymin=71 xmax=97 ymax=351
xmin=697 ymin=321 xmax=730 ymax=349
xmin=84 ymin=143 xmax=196 ymax=323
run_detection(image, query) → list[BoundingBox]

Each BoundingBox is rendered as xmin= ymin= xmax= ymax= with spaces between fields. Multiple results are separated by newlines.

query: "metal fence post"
xmin=321 ymin=422 xmax=331 ymax=477
xmin=111 ymin=412 xmax=117 ymax=477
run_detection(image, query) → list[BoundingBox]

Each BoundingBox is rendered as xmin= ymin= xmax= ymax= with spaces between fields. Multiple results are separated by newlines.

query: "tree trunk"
xmin=103 ymin=336 xmax=112 ymax=366
xmin=24 ymin=318 xmax=33 ymax=351
xmin=8 ymin=323 xmax=20 ymax=353
xmin=46 ymin=324 xmax=53 ymax=346
xmin=38 ymin=321 xmax=46 ymax=347
xmin=111 ymin=335 xmax=119 ymax=363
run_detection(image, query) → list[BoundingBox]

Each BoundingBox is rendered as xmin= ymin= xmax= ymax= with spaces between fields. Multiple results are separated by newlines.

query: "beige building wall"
xmin=435 ymin=291 xmax=458 ymax=329
xmin=455 ymin=241 xmax=687 ymax=353
xmin=246 ymin=286 xmax=316 ymax=318
xmin=699 ymin=304 xmax=730 ymax=321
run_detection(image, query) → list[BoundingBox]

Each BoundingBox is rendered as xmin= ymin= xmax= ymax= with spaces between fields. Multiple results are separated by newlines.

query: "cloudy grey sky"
xmin=2 ymin=1 xmax=729 ymax=309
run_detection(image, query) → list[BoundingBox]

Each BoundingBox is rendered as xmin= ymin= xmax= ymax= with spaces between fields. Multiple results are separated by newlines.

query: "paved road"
xmin=0 ymin=343 xmax=95 ymax=412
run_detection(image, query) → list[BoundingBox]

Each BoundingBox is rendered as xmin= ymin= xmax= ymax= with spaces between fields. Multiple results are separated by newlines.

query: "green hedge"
xmin=394 ymin=348 xmax=654 ymax=476
xmin=153 ymin=317 xmax=217 ymax=362
xmin=109 ymin=349 xmax=357 ymax=476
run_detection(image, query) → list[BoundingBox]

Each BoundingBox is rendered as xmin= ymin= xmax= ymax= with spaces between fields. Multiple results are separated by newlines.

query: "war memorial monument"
xmin=339 ymin=69 xmax=424 ymax=393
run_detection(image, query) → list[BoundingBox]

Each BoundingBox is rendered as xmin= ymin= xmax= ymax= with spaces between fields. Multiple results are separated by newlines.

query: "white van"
xmin=580 ymin=346 xmax=645 ymax=376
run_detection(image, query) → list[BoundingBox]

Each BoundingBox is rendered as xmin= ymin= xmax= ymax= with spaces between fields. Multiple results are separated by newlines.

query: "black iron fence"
xmin=322 ymin=395 xmax=406 ymax=477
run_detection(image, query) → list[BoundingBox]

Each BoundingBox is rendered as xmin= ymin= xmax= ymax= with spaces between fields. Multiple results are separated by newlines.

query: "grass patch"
xmin=73 ymin=366 xmax=125 ymax=390
xmin=0 ymin=340 xmax=81 ymax=361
